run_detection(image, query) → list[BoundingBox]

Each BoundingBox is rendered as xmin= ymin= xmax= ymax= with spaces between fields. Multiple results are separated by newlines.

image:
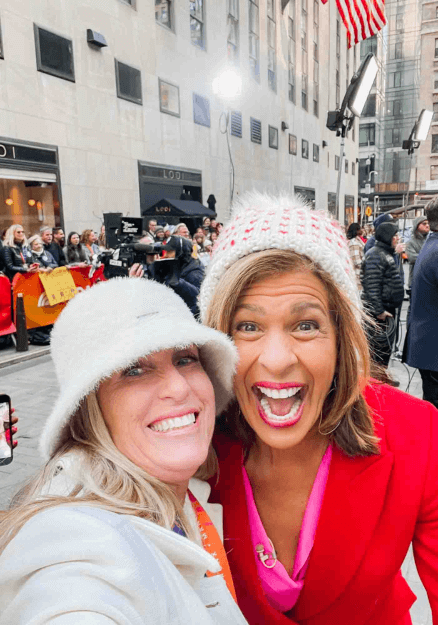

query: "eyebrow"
xmin=234 ymin=301 xmax=328 ymax=316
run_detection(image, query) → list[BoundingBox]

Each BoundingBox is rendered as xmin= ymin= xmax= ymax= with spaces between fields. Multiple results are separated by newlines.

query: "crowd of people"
xmin=1 ymin=191 xmax=438 ymax=625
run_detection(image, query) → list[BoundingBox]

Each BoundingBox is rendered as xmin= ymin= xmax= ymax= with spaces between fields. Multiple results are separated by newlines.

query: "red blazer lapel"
xmin=294 ymin=445 xmax=394 ymax=621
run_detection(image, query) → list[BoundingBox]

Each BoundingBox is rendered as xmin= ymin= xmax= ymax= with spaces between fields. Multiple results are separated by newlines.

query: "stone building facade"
xmin=0 ymin=0 xmax=359 ymax=234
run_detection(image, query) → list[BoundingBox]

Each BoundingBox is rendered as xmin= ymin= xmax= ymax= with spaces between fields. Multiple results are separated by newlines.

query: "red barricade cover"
xmin=0 ymin=275 xmax=16 ymax=336
xmin=12 ymin=266 xmax=105 ymax=330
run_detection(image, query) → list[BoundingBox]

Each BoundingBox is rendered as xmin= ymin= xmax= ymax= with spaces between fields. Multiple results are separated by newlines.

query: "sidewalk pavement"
xmin=0 ymin=299 xmax=433 ymax=624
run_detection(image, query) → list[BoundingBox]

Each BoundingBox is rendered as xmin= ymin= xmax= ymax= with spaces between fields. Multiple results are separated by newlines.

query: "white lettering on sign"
xmin=156 ymin=206 xmax=171 ymax=213
xmin=0 ymin=145 xmax=7 ymax=158
xmin=163 ymin=169 xmax=182 ymax=180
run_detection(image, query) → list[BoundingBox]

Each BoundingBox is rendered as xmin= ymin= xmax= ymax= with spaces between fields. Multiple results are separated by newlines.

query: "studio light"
xmin=348 ymin=55 xmax=378 ymax=117
xmin=413 ymin=109 xmax=433 ymax=142
xmin=212 ymin=69 xmax=242 ymax=99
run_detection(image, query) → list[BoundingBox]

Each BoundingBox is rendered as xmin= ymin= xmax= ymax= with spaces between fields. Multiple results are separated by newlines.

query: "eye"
xmin=235 ymin=322 xmax=259 ymax=333
xmin=296 ymin=320 xmax=320 ymax=333
xmin=123 ymin=365 xmax=143 ymax=378
xmin=176 ymin=353 xmax=199 ymax=367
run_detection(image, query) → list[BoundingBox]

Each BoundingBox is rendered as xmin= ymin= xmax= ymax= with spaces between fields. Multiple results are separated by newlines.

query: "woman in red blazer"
xmin=199 ymin=192 xmax=438 ymax=625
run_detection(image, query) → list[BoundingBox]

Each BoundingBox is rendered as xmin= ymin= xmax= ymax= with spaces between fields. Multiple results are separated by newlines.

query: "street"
xmin=0 ymin=314 xmax=433 ymax=624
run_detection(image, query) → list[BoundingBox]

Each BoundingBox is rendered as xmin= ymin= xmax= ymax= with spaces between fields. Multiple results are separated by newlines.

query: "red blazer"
xmin=211 ymin=383 xmax=438 ymax=625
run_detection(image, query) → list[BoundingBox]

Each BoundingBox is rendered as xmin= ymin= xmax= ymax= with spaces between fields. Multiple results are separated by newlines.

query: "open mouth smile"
xmin=149 ymin=412 xmax=199 ymax=433
xmin=253 ymin=383 xmax=307 ymax=428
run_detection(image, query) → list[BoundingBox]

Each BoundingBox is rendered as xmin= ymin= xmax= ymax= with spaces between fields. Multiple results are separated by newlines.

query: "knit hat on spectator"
xmin=40 ymin=278 xmax=238 ymax=460
xmin=375 ymin=222 xmax=399 ymax=247
xmin=199 ymin=191 xmax=361 ymax=321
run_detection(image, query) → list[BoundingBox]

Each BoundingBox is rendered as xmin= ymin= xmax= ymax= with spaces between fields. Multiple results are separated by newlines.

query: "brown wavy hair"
xmin=203 ymin=249 xmax=380 ymax=458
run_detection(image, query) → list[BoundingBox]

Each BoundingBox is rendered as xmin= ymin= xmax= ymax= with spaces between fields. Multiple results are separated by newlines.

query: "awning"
xmin=142 ymin=198 xmax=215 ymax=218
xmin=0 ymin=168 xmax=57 ymax=182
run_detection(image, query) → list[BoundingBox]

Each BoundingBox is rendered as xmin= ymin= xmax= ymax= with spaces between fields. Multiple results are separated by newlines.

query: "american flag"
xmin=330 ymin=0 xmax=386 ymax=48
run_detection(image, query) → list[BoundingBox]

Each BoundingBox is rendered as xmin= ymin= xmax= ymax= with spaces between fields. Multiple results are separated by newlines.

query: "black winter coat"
xmin=361 ymin=241 xmax=405 ymax=317
xmin=44 ymin=242 xmax=67 ymax=266
xmin=2 ymin=244 xmax=33 ymax=281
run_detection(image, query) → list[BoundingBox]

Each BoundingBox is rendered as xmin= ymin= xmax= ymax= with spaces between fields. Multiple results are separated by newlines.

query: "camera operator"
xmin=129 ymin=236 xmax=205 ymax=317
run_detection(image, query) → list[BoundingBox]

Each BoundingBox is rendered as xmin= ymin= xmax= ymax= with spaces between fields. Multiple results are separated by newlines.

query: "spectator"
xmin=346 ymin=222 xmax=365 ymax=290
xmin=406 ymin=215 xmax=429 ymax=291
xmin=202 ymin=217 xmax=211 ymax=229
xmin=193 ymin=232 xmax=206 ymax=251
xmin=364 ymin=213 xmax=395 ymax=253
xmin=28 ymin=235 xmax=57 ymax=270
xmin=210 ymin=231 xmax=218 ymax=244
xmin=145 ymin=218 xmax=157 ymax=240
xmin=40 ymin=226 xmax=67 ymax=267
xmin=173 ymin=223 xmax=191 ymax=239
xmin=154 ymin=226 xmax=165 ymax=242
xmin=216 ymin=222 xmax=223 ymax=234
xmin=64 ymin=232 xmax=89 ymax=266
xmin=97 ymin=224 xmax=107 ymax=250
xmin=2 ymin=225 xmax=38 ymax=281
xmin=80 ymin=229 xmax=100 ymax=257
xmin=361 ymin=221 xmax=405 ymax=371
xmin=405 ymin=197 xmax=438 ymax=408
xmin=52 ymin=227 xmax=65 ymax=248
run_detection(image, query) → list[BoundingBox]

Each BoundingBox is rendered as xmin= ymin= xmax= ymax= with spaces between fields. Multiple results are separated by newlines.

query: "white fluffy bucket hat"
xmin=40 ymin=278 xmax=238 ymax=461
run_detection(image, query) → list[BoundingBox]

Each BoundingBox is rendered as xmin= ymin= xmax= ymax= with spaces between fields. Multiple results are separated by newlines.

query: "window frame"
xmin=155 ymin=0 xmax=173 ymax=31
xmin=115 ymin=59 xmax=143 ymax=105
xmin=34 ymin=24 xmax=75 ymax=83
xmin=159 ymin=78 xmax=180 ymax=117
xmin=289 ymin=134 xmax=297 ymax=155
xmin=432 ymin=134 xmax=438 ymax=153
xmin=269 ymin=125 xmax=279 ymax=149
xmin=267 ymin=0 xmax=276 ymax=91
xmin=190 ymin=0 xmax=206 ymax=50
xmin=313 ymin=143 xmax=319 ymax=162
xmin=249 ymin=0 xmax=260 ymax=81
xmin=301 ymin=138 xmax=309 ymax=159
xmin=227 ymin=0 xmax=240 ymax=65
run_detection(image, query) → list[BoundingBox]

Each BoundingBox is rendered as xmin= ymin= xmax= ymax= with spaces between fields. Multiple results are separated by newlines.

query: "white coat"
xmin=0 ymin=468 xmax=248 ymax=625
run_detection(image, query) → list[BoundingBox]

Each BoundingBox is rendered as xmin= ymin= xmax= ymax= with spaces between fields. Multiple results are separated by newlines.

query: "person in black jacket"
xmin=40 ymin=226 xmax=67 ymax=267
xmin=361 ymin=221 xmax=405 ymax=368
xmin=2 ymin=225 xmax=39 ymax=281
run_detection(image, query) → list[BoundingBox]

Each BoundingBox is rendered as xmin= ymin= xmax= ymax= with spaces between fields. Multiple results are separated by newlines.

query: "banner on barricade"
xmin=12 ymin=266 xmax=105 ymax=329
xmin=39 ymin=266 xmax=77 ymax=306
xmin=0 ymin=275 xmax=16 ymax=337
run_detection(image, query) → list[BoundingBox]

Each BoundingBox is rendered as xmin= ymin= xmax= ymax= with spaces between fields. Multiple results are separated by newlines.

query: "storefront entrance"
xmin=0 ymin=139 xmax=61 ymax=238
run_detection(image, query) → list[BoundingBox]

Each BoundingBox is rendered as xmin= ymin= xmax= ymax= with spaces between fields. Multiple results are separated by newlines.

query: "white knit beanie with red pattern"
xmin=199 ymin=192 xmax=361 ymax=321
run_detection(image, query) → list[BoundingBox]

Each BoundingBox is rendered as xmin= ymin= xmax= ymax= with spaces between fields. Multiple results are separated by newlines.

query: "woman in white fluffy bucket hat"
xmin=0 ymin=278 xmax=248 ymax=625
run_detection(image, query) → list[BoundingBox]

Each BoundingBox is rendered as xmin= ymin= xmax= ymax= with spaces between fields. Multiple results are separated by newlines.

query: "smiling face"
xmin=14 ymin=226 xmax=25 ymax=244
xmin=97 ymin=347 xmax=216 ymax=487
xmin=70 ymin=233 xmax=80 ymax=245
xmin=31 ymin=237 xmax=43 ymax=252
xmin=231 ymin=271 xmax=337 ymax=452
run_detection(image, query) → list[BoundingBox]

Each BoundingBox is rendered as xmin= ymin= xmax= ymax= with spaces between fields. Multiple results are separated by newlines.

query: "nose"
xmin=157 ymin=365 xmax=191 ymax=403
xmin=257 ymin=330 xmax=299 ymax=377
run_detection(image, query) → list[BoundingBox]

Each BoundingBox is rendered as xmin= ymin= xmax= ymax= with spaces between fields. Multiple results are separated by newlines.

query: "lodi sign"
xmin=0 ymin=141 xmax=57 ymax=166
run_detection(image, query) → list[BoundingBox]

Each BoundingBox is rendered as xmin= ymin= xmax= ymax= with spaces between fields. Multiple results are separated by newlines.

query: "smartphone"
xmin=0 ymin=395 xmax=13 ymax=465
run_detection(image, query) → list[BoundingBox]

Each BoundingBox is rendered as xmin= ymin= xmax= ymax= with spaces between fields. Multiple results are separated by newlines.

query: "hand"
xmin=377 ymin=311 xmax=393 ymax=321
xmin=395 ymin=242 xmax=405 ymax=254
xmin=5 ymin=409 xmax=18 ymax=448
xmin=28 ymin=264 xmax=40 ymax=273
xmin=78 ymin=262 xmax=88 ymax=268
xmin=129 ymin=263 xmax=144 ymax=278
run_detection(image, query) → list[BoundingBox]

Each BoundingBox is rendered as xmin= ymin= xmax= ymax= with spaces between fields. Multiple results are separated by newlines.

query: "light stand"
xmin=326 ymin=53 xmax=378 ymax=221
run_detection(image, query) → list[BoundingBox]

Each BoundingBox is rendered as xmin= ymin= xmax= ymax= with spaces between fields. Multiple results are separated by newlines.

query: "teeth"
xmin=150 ymin=413 xmax=196 ymax=432
xmin=260 ymin=396 xmax=302 ymax=422
xmin=257 ymin=386 xmax=301 ymax=399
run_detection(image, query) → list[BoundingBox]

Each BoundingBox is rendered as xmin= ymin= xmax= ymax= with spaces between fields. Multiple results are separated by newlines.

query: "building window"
xmin=394 ymin=42 xmax=403 ymax=59
xmin=313 ymin=0 xmax=319 ymax=117
xmin=267 ymin=0 xmax=276 ymax=90
xmin=34 ymin=25 xmax=75 ymax=82
xmin=302 ymin=73 xmax=308 ymax=110
xmin=269 ymin=125 xmax=279 ymax=149
xmin=302 ymin=139 xmax=309 ymax=159
xmin=288 ymin=16 xmax=296 ymax=102
xmin=336 ymin=18 xmax=340 ymax=108
xmin=159 ymin=79 xmax=180 ymax=117
xmin=345 ymin=159 xmax=348 ymax=173
xmin=190 ymin=0 xmax=205 ymax=49
xmin=335 ymin=155 xmax=340 ymax=170
xmin=301 ymin=0 xmax=307 ymax=51
xmin=432 ymin=134 xmax=438 ymax=153
xmin=385 ymin=127 xmax=401 ymax=146
xmin=396 ymin=15 xmax=403 ymax=30
xmin=393 ymin=100 xmax=402 ymax=116
xmin=360 ymin=34 xmax=377 ymax=59
xmin=289 ymin=134 xmax=297 ymax=154
xmin=431 ymin=165 xmax=438 ymax=180
xmin=155 ymin=1 xmax=172 ymax=29
xmin=359 ymin=123 xmax=375 ymax=146
xmin=389 ymin=72 xmax=402 ymax=88
xmin=120 ymin=0 xmax=135 ymax=5
xmin=0 ymin=19 xmax=3 ymax=60
xmin=249 ymin=0 xmax=260 ymax=81
xmin=227 ymin=0 xmax=239 ymax=64
xmin=434 ymin=77 xmax=438 ymax=89
xmin=328 ymin=192 xmax=337 ymax=216
xmin=352 ymin=162 xmax=355 ymax=175
xmin=115 ymin=60 xmax=142 ymax=104
xmin=193 ymin=93 xmax=210 ymax=127
xmin=435 ymin=38 xmax=438 ymax=58
xmin=313 ymin=143 xmax=319 ymax=162
xmin=433 ymin=102 xmax=438 ymax=121
xmin=230 ymin=110 xmax=243 ymax=137
xmin=250 ymin=117 xmax=262 ymax=144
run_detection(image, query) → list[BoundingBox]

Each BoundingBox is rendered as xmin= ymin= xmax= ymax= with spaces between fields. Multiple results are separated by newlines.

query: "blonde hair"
xmin=204 ymin=249 xmax=380 ymax=458
xmin=27 ymin=235 xmax=43 ymax=250
xmin=0 ymin=391 xmax=217 ymax=554
xmin=3 ymin=224 xmax=27 ymax=247
xmin=80 ymin=229 xmax=93 ymax=245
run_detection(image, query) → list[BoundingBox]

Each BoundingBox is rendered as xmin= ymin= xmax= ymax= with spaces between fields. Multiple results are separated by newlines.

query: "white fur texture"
xmin=41 ymin=278 xmax=238 ymax=461
xmin=199 ymin=191 xmax=362 ymax=321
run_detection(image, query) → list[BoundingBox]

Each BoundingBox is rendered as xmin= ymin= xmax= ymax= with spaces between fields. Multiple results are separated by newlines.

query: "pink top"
xmin=242 ymin=444 xmax=332 ymax=613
